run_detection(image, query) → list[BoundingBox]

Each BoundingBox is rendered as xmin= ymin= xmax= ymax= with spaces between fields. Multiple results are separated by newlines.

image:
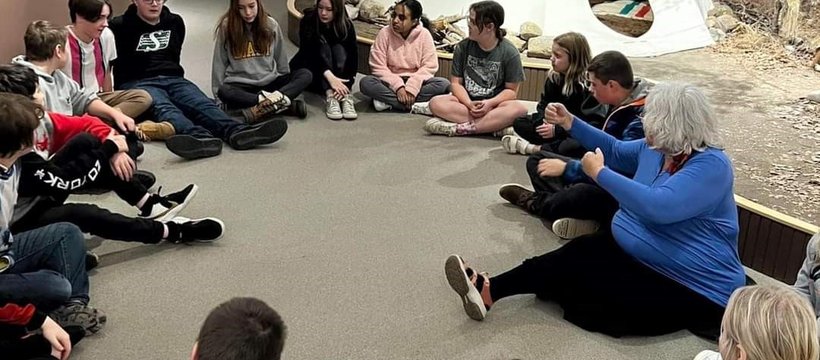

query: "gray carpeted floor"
xmin=68 ymin=1 xmax=743 ymax=359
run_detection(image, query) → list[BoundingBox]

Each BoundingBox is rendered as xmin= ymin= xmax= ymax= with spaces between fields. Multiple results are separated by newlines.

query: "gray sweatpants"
xmin=360 ymin=75 xmax=450 ymax=111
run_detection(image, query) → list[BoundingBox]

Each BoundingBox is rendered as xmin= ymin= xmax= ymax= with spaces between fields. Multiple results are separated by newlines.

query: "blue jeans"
xmin=121 ymin=76 xmax=246 ymax=140
xmin=0 ymin=223 xmax=89 ymax=311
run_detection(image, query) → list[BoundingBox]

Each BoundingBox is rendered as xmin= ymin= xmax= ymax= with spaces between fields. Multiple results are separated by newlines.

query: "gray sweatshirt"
xmin=11 ymin=56 xmax=98 ymax=116
xmin=793 ymin=232 xmax=820 ymax=331
xmin=211 ymin=16 xmax=289 ymax=97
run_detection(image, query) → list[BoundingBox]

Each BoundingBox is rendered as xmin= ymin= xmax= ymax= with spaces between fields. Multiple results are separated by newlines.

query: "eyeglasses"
xmin=140 ymin=0 xmax=166 ymax=5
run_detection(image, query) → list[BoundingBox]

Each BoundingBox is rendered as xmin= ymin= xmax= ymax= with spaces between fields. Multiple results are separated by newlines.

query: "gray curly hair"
xmin=642 ymin=82 xmax=722 ymax=155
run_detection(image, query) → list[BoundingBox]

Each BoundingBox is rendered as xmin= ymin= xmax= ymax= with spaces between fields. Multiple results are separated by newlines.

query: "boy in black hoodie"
xmin=109 ymin=0 xmax=287 ymax=160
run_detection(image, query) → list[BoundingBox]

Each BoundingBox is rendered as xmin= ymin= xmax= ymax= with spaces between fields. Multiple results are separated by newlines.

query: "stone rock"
xmin=715 ymin=14 xmax=740 ymax=33
xmin=345 ymin=4 xmax=359 ymax=20
xmin=710 ymin=28 xmax=727 ymax=42
xmin=706 ymin=17 xmax=717 ymax=29
xmin=527 ymin=35 xmax=553 ymax=59
xmin=815 ymin=64 xmax=820 ymax=72
xmin=505 ymin=34 xmax=526 ymax=52
xmin=359 ymin=0 xmax=390 ymax=21
xmin=806 ymin=90 xmax=820 ymax=103
xmin=519 ymin=21 xmax=543 ymax=40
xmin=708 ymin=3 xmax=734 ymax=17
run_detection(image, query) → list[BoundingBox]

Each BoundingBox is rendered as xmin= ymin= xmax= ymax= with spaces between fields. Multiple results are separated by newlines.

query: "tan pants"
xmin=98 ymin=90 xmax=152 ymax=119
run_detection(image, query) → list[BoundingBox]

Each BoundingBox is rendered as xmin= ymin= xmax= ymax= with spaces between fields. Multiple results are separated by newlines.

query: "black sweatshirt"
xmin=109 ymin=5 xmax=186 ymax=87
xmin=289 ymin=9 xmax=358 ymax=81
xmin=531 ymin=75 xmax=607 ymax=139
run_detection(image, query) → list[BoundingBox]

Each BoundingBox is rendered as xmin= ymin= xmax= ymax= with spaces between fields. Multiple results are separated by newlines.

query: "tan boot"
xmin=136 ymin=121 xmax=176 ymax=141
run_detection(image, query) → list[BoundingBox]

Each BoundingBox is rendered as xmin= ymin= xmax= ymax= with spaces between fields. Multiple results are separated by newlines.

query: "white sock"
xmin=136 ymin=193 xmax=151 ymax=209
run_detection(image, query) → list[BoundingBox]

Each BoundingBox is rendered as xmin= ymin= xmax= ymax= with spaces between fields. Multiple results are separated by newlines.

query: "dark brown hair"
xmin=0 ymin=93 xmax=42 ymax=158
xmin=215 ymin=0 xmax=274 ymax=59
xmin=196 ymin=297 xmax=286 ymax=360
xmin=68 ymin=0 xmax=112 ymax=23
xmin=24 ymin=21 xmax=68 ymax=62
xmin=314 ymin=0 xmax=352 ymax=40
xmin=470 ymin=1 xmax=506 ymax=39
xmin=587 ymin=50 xmax=634 ymax=89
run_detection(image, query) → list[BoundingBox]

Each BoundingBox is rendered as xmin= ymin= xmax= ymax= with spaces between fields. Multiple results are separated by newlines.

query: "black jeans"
xmin=489 ymin=232 xmax=726 ymax=338
xmin=216 ymin=69 xmax=314 ymax=109
xmin=525 ymin=151 xmax=619 ymax=223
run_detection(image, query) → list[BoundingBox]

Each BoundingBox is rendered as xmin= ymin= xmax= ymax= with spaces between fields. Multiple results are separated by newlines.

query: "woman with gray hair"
xmin=444 ymin=82 xmax=745 ymax=339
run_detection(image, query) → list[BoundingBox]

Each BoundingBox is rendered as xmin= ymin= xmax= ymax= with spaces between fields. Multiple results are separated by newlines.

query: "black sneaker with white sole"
xmin=138 ymin=184 xmax=199 ymax=222
xmin=166 ymin=135 xmax=223 ymax=160
xmin=228 ymin=119 xmax=288 ymax=150
xmin=85 ymin=251 xmax=100 ymax=271
xmin=165 ymin=217 xmax=225 ymax=243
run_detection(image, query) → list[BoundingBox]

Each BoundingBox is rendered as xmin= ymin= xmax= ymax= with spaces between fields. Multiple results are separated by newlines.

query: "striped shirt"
xmin=62 ymin=26 xmax=117 ymax=93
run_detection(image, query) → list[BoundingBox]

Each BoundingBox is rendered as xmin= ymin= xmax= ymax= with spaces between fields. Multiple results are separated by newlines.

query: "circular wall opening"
xmin=590 ymin=0 xmax=655 ymax=38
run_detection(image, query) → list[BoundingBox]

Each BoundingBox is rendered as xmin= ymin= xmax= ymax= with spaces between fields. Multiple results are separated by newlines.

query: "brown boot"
xmin=241 ymin=91 xmax=290 ymax=124
xmin=498 ymin=183 xmax=535 ymax=210
xmin=136 ymin=121 xmax=176 ymax=141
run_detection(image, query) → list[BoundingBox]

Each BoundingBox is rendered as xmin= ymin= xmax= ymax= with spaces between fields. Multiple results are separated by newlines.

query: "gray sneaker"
xmin=423 ymin=117 xmax=456 ymax=136
xmin=341 ymin=97 xmax=357 ymax=120
xmin=50 ymin=303 xmax=107 ymax=335
xmin=326 ymin=98 xmax=343 ymax=120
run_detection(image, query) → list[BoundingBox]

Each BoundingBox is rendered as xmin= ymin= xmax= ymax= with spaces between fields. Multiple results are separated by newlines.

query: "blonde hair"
xmin=642 ymin=82 xmax=722 ymax=156
xmin=548 ymin=32 xmax=592 ymax=97
xmin=720 ymin=285 xmax=819 ymax=360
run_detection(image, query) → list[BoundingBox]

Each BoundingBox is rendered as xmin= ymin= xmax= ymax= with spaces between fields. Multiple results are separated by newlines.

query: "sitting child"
xmin=424 ymin=0 xmax=528 ymax=136
xmin=694 ymin=285 xmax=819 ymax=360
xmin=191 ymin=297 xmax=286 ymax=360
xmin=793 ymin=231 xmax=820 ymax=329
xmin=360 ymin=0 xmax=450 ymax=113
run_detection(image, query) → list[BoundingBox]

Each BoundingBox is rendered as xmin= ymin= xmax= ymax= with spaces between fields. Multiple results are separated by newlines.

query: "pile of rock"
xmin=706 ymin=3 xmax=741 ymax=42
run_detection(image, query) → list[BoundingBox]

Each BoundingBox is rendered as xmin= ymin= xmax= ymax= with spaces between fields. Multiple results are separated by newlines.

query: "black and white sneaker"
xmin=138 ymin=184 xmax=199 ymax=222
xmin=85 ymin=251 xmax=100 ymax=271
xmin=166 ymin=217 xmax=225 ymax=243
xmin=289 ymin=98 xmax=308 ymax=119
xmin=166 ymin=135 xmax=223 ymax=160
xmin=228 ymin=119 xmax=288 ymax=150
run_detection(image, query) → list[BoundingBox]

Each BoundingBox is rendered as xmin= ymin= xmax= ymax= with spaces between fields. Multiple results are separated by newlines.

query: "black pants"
xmin=525 ymin=151 xmax=619 ymax=223
xmin=11 ymin=200 xmax=164 ymax=244
xmin=1 ymin=325 xmax=84 ymax=360
xmin=13 ymin=134 xmax=164 ymax=243
xmin=300 ymin=43 xmax=356 ymax=94
xmin=489 ymin=232 xmax=726 ymax=338
xmin=513 ymin=116 xmax=587 ymax=159
xmin=216 ymin=69 xmax=314 ymax=109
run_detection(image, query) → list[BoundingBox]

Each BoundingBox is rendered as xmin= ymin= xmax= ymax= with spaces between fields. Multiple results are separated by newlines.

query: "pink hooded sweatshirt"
xmin=368 ymin=25 xmax=438 ymax=96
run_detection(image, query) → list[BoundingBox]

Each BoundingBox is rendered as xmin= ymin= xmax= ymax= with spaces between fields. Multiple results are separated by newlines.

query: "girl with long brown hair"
xmin=212 ymin=0 xmax=312 ymax=124
xmin=289 ymin=0 xmax=358 ymax=120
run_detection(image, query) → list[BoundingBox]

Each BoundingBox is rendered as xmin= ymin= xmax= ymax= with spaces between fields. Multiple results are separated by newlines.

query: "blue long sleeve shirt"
xmin=568 ymin=117 xmax=745 ymax=306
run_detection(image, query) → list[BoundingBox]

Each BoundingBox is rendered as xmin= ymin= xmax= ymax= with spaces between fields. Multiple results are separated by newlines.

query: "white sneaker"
xmin=373 ymin=99 xmax=391 ymax=112
xmin=501 ymin=134 xmax=534 ymax=155
xmin=341 ymin=97 xmax=357 ymax=120
xmin=551 ymin=218 xmax=600 ymax=240
xmin=410 ymin=101 xmax=433 ymax=115
xmin=492 ymin=126 xmax=516 ymax=137
xmin=260 ymin=90 xmax=291 ymax=113
xmin=693 ymin=350 xmax=722 ymax=360
xmin=444 ymin=255 xmax=487 ymax=321
xmin=423 ymin=117 xmax=456 ymax=136
xmin=326 ymin=97 xmax=343 ymax=120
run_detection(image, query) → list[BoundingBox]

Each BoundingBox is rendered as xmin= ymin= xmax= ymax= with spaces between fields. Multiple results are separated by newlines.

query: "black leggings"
xmin=513 ymin=116 xmax=586 ymax=159
xmin=216 ymin=69 xmax=314 ymax=109
xmin=302 ymin=43 xmax=356 ymax=94
xmin=489 ymin=232 xmax=726 ymax=339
